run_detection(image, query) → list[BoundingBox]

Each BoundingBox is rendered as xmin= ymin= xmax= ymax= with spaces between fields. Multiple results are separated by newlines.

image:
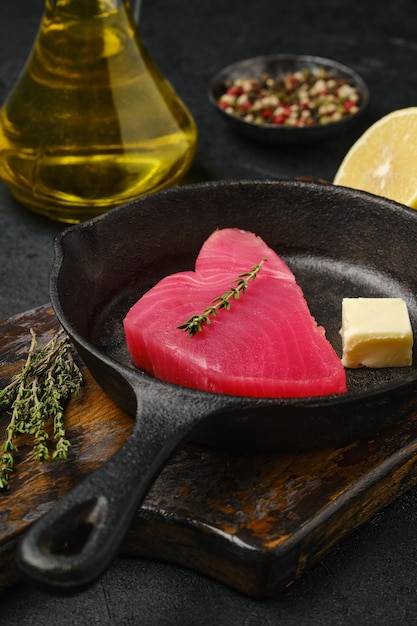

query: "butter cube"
xmin=340 ymin=298 xmax=413 ymax=368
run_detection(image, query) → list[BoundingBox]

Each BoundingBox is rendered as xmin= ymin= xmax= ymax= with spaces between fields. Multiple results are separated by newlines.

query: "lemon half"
xmin=333 ymin=107 xmax=417 ymax=208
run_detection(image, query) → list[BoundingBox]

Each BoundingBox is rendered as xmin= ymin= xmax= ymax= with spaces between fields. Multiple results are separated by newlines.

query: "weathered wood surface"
xmin=1 ymin=304 xmax=417 ymax=598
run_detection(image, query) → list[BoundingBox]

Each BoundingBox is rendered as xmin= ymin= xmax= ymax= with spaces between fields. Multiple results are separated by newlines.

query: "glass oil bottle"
xmin=0 ymin=0 xmax=198 ymax=223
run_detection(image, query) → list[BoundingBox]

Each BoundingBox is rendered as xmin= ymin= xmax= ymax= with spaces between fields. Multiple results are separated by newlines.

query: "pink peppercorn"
xmin=344 ymin=100 xmax=356 ymax=110
xmin=227 ymin=86 xmax=243 ymax=96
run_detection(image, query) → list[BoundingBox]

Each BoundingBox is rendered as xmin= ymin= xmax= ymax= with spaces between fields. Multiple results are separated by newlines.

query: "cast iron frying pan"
xmin=16 ymin=180 xmax=417 ymax=593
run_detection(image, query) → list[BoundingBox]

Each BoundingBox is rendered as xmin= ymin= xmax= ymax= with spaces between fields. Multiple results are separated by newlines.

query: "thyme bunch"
xmin=0 ymin=329 xmax=83 ymax=489
xmin=178 ymin=257 xmax=267 ymax=338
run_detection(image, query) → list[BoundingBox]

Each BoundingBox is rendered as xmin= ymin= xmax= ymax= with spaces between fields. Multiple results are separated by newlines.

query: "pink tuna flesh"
xmin=123 ymin=228 xmax=347 ymax=398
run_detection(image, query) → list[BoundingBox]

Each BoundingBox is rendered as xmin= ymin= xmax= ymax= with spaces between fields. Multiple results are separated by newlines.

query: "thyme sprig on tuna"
xmin=178 ymin=258 xmax=267 ymax=338
xmin=0 ymin=328 xmax=83 ymax=490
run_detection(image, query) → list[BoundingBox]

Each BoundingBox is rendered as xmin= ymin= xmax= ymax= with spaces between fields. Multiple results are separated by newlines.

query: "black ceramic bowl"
xmin=209 ymin=54 xmax=369 ymax=144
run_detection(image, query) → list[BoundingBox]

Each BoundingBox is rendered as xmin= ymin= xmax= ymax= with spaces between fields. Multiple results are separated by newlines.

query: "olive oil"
xmin=0 ymin=0 xmax=197 ymax=222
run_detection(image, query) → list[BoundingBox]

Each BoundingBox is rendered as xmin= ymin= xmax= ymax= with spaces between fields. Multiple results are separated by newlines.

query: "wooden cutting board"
xmin=1 ymin=304 xmax=417 ymax=598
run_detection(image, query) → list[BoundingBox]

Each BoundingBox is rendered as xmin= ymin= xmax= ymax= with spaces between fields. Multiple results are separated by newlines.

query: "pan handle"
xmin=17 ymin=385 xmax=217 ymax=593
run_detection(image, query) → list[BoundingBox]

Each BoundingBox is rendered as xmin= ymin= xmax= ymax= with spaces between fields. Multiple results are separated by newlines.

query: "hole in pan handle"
xmin=16 ymin=385 xmax=217 ymax=594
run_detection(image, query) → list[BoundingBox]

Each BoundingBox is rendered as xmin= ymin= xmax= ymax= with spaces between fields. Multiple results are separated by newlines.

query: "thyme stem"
xmin=0 ymin=330 xmax=37 ymax=488
xmin=178 ymin=257 xmax=267 ymax=338
xmin=0 ymin=328 xmax=83 ymax=490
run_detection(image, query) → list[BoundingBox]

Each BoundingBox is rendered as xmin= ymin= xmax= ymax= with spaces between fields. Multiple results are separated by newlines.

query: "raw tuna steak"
xmin=123 ymin=228 xmax=347 ymax=398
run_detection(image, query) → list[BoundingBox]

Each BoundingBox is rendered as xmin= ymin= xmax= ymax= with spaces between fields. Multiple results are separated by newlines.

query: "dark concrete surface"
xmin=1 ymin=0 xmax=417 ymax=623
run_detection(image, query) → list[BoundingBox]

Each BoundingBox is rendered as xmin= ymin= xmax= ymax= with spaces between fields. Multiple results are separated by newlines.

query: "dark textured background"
xmin=1 ymin=0 xmax=417 ymax=623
